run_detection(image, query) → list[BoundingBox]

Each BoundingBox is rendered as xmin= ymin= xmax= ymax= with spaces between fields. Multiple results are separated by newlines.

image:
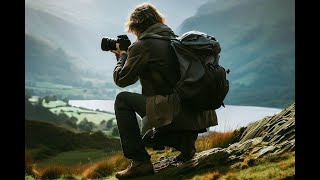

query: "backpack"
xmin=141 ymin=31 xmax=230 ymax=111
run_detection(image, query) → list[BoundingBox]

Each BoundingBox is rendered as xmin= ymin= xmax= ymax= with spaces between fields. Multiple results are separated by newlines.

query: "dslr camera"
xmin=101 ymin=35 xmax=131 ymax=51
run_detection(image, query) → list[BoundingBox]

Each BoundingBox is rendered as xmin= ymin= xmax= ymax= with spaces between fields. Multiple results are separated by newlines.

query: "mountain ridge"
xmin=178 ymin=0 xmax=295 ymax=108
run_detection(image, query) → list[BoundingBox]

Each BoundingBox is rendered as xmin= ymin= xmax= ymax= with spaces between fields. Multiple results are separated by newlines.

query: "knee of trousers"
xmin=114 ymin=91 xmax=132 ymax=109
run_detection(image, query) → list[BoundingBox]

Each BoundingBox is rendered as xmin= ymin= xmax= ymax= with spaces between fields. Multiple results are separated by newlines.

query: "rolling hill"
xmin=25 ymin=119 xmax=121 ymax=160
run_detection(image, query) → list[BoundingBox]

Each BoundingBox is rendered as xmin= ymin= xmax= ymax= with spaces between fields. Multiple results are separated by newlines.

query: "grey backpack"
xmin=142 ymin=31 xmax=230 ymax=111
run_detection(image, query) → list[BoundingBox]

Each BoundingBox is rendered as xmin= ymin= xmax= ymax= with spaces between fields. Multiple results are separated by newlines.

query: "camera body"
xmin=101 ymin=35 xmax=131 ymax=51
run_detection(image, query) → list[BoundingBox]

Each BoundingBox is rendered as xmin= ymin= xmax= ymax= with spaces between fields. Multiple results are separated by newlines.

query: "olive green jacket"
xmin=113 ymin=23 xmax=218 ymax=134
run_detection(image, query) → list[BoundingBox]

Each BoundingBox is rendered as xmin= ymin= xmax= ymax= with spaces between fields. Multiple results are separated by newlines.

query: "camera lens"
xmin=101 ymin=37 xmax=117 ymax=51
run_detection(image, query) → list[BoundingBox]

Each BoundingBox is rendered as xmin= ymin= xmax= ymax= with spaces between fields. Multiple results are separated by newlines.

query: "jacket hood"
xmin=139 ymin=23 xmax=175 ymax=39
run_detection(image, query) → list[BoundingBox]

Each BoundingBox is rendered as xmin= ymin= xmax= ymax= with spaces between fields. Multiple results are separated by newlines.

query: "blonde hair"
xmin=126 ymin=3 xmax=166 ymax=37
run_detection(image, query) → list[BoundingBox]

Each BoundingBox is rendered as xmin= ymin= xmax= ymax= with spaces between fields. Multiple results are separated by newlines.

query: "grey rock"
xmin=153 ymin=103 xmax=295 ymax=176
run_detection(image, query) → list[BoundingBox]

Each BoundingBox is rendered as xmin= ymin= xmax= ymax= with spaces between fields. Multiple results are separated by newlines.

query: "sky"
xmin=25 ymin=0 xmax=209 ymax=34
xmin=25 ymin=0 xmax=210 ymax=75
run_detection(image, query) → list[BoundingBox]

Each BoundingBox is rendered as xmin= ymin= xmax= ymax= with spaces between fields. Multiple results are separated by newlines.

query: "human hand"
xmin=111 ymin=43 xmax=127 ymax=55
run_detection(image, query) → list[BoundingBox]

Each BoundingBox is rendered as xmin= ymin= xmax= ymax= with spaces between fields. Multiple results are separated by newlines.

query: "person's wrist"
xmin=118 ymin=53 xmax=128 ymax=65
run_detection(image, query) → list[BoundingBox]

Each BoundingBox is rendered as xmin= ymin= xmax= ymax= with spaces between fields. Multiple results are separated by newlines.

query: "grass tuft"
xmin=40 ymin=165 xmax=70 ymax=179
xmin=201 ymin=170 xmax=220 ymax=180
xmin=195 ymin=131 xmax=236 ymax=152
xmin=83 ymin=153 xmax=130 ymax=179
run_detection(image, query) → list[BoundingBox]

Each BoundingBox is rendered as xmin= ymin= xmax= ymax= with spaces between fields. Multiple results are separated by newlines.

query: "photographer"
xmin=104 ymin=3 xmax=217 ymax=179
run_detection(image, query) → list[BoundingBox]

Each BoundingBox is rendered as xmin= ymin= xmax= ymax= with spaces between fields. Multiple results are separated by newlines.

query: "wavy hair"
xmin=126 ymin=3 xmax=166 ymax=37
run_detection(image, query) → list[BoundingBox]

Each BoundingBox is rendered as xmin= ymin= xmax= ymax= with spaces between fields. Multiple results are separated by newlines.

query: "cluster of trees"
xmin=98 ymin=119 xmax=118 ymax=136
xmin=34 ymin=95 xmax=69 ymax=104
xmin=25 ymin=96 xmax=58 ymax=122
xmin=25 ymin=95 xmax=121 ymax=135
xmin=25 ymin=95 xmax=98 ymax=132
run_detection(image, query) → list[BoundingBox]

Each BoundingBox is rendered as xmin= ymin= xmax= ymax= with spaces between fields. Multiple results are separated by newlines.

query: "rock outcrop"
xmin=154 ymin=103 xmax=295 ymax=176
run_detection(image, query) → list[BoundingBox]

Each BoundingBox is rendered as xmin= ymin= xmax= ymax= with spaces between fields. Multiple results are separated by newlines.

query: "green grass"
xmin=42 ymin=100 xmax=67 ymax=108
xmin=26 ymin=141 xmax=295 ymax=180
xmin=28 ymin=96 xmax=39 ymax=103
xmin=37 ymin=149 xmax=121 ymax=167
xmin=187 ymin=152 xmax=295 ymax=180
xmin=49 ymin=106 xmax=92 ymax=113
xmin=25 ymin=120 xmax=121 ymax=159
xmin=222 ymin=153 xmax=295 ymax=179
xmin=102 ymin=129 xmax=120 ymax=138
xmin=195 ymin=131 xmax=237 ymax=152
xmin=25 ymin=175 xmax=36 ymax=180
xmin=29 ymin=96 xmax=116 ymax=125
xmin=50 ymin=107 xmax=115 ymax=124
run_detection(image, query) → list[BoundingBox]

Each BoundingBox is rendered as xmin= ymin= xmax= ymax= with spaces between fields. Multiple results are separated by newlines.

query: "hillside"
xmin=25 ymin=120 xmax=121 ymax=160
xmin=25 ymin=34 xmax=81 ymax=85
xmin=25 ymin=5 xmax=112 ymax=76
xmin=152 ymin=103 xmax=295 ymax=179
xmin=178 ymin=0 xmax=295 ymax=108
xmin=25 ymin=5 xmax=122 ymax=99
xmin=25 ymin=103 xmax=295 ymax=179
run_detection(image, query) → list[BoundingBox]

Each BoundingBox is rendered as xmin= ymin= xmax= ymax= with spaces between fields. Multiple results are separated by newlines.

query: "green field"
xmin=29 ymin=96 xmax=116 ymax=125
xmin=50 ymin=106 xmax=115 ymax=124
xmin=43 ymin=101 xmax=68 ymax=108
xmin=37 ymin=149 xmax=121 ymax=167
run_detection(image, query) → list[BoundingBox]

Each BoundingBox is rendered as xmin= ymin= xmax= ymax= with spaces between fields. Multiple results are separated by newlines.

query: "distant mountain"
xmin=178 ymin=0 xmax=295 ymax=108
xmin=25 ymin=5 xmax=115 ymax=78
xmin=25 ymin=0 xmax=208 ymax=84
xmin=25 ymin=33 xmax=82 ymax=84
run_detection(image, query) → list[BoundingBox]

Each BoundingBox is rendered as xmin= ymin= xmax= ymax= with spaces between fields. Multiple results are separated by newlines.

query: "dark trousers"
xmin=114 ymin=91 xmax=199 ymax=161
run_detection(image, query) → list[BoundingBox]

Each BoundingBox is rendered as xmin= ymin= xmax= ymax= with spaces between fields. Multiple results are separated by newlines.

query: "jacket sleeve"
xmin=113 ymin=41 xmax=149 ymax=87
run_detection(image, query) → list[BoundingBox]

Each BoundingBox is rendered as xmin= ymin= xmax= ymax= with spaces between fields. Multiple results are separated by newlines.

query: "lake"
xmin=69 ymin=100 xmax=282 ymax=132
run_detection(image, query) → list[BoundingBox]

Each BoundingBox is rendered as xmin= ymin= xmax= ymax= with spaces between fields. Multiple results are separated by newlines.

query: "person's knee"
xmin=115 ymin=91 xmax=131 ymax=109
xmin=115 ymin=91 xmax=132 ymax=102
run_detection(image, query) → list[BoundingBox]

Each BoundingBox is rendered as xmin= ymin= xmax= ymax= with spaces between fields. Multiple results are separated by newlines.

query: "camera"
xmin=101 ymin=35 xmax=131 ymax=51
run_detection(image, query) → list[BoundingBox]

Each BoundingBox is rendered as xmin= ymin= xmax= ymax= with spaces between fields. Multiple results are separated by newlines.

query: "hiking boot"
xmin=174 ymin=133 xmax=198 ymax=162
xmin=175 ymin=146 xmax=196 ymax=162
xmin=115 ymin=159 xmax=155 ymax=179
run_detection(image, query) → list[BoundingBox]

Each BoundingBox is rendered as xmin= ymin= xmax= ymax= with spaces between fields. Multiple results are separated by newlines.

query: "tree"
xmin=37 ymin=97 xmax=43 ymax=105
xmin=57 ymin=112 xmax=69 ymax=122
xmin=66 ymin=116 xmax=78 ymax=129
xmin=62 ymin=97 xmax=69 ymax=105
xmin=51 ymin=95 xmax=57 ymax=101
xmin=78 ymin=118 xmax=94 ymax=132
xmin=44 ymin=96 xmax=50 ymax=103
xmin=106 ymin=119 xmax=113 ymax=129
xmin=112 ymin=127 xmax=119 ymax=136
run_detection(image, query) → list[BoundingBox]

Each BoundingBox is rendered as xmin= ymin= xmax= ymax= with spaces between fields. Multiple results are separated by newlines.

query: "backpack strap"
xmin=139 ymin=33 xmax=180 ymax=96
